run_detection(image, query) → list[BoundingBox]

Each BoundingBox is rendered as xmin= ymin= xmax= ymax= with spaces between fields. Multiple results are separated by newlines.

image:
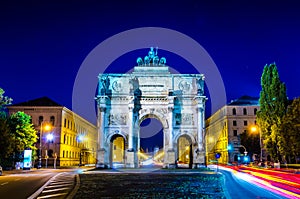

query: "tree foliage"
xmin=0 ymin=87 xmax=14 ymax=166
xmin=257 ymin=63 xmax=288 ymax=162
xmin=0 ymin=88 xmax=38 ymax=166
xmin=0 ymin=88 xmax=13 ymax=108
xmin=0 ymin=118 xmax=14 ymax=164
xmin=279 ymin=97 xmax=300 ymax=163
xmin=8 ymin=112 xmax=38 ymax=155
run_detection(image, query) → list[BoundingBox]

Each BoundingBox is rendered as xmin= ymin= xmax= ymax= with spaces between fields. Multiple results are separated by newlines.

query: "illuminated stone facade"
xmin=8 ymin=97 xmax=98 ymax=167
xmin=205 ymin=96 xmax=259 ymax=164
xmin=95 ymin=48 xmax=206 ymax=168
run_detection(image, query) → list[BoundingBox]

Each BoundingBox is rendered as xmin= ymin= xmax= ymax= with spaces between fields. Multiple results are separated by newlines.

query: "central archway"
xmin=139 ymin=117 xmax=164 ymax=167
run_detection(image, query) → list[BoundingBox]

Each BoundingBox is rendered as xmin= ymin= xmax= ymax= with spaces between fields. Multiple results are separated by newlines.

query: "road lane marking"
xmin=45 ymin=183 xmax=73 ymax=188
xmin=42 ymin=187 xmax=70 ymax=193
xmin=37 ymin=192 xmax=68 ymax=199
xmin=27 ymin=173 xmax=63 ymax=199
xmin=1 ymin=182 xmax=8 ymax=186
xmin=48 ymin=181 xmax=73 ymax=185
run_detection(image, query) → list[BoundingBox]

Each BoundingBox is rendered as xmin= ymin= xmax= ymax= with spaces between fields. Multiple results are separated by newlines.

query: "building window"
xmin=233 ymin=130 xmax=238 ymax=136
xmin=254 ymin=108 xmax=257 ymax=115
xmin=67 ymin=120 xmax=70 ymax=129
xmin=244 ymin=120 xmax=248 ymax=126
xmin=50 ymin=116 xmax=55 ymax=126
xmin=243 ymin=108 xmax=247 ymax=115
xmin=232 ymin=108 xmax=236 ymax=115
xmin=39 ymin=116 xmax=43 ymax=125
xmin=63 ymin=151 xmax=65 ymax=158
xmin=233 ymin=120 xmax=237 ymax=126
xmin=64 ymin=134 xmax=66 ymax=144
xmin=64 ymin=119 xmax=66 ymax=128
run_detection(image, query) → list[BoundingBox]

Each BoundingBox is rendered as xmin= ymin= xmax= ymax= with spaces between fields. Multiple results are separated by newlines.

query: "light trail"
xmin=221 ymin=166 xmax=300 ymax=199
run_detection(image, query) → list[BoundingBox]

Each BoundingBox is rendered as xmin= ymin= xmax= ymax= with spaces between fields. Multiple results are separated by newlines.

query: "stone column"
xmin=166 ymin=96 xmax=175 ymax=168
xmin=126 ymin=103 xmax=137 ymax=168
xmin=194 ymin=96 xmax=206 ymax=167
xmin=168 ymin=106 xmax=174 ymax=150
xmin=197 ymin=106 xmax=204 ymax=151
xmin=98 ymin=107 xmax=106 ymax=148
xmin=128 ymin=104 xmax=134 ymax=150
xmin=96 ymin=96 xmax=108 ymax=168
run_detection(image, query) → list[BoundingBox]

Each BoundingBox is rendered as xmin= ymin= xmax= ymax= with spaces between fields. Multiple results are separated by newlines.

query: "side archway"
xmin=109 ymin=133 xmax=127 ymax=168
xmin=176 ymin=134 xmax=194 ymax=169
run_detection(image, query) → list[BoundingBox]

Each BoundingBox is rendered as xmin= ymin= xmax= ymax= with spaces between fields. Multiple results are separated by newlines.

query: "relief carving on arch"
xmin=175 ymin=113 xmax=194 ymax=125
xmin=108 ymin=113 xmax=127 ymax=125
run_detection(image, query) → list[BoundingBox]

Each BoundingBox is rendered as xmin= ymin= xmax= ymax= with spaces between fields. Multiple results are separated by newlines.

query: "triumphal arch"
xmin=95 ymin=48 xmax=206 ymax=168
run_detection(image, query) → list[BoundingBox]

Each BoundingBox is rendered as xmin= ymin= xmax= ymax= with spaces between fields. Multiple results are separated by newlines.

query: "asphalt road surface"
xmin=219 ymin=168 xmax=288 ymax=199
xmin=0 ymin=170 xmax=54 ymax=199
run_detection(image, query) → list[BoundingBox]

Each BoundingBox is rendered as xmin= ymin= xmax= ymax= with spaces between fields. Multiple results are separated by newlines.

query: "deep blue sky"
xmin=1 ymin=0 xmax=300 ymax=121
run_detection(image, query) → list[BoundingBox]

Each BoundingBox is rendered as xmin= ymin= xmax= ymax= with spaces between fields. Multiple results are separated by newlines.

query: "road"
xmin=219 ymin=168 xmax=289 ymax=199
xmin=0 ymin=169 xmax=80 ymax=199
xmin=0 ymin=170 xmax=55 ymax=199
xmin=0 ymin=167 xmax=294 ymax=199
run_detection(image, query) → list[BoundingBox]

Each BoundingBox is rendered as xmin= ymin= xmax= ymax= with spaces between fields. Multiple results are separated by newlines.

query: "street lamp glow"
xmin=250 ymin=126 xmax=258 ymax=133
xmin=78 ymin=135 xmax=84 ymax=142
xmin=44 ymin=124 xmax=52 ymax=131
xmin=249 ymin=124 xmax=263 ymax=162
xmin=46 ymin=133 xmax=54 ymax=141
xmin=39 ymin=122 xmax=52 ymax=168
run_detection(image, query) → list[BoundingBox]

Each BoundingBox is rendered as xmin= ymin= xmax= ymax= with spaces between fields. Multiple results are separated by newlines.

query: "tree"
xmin=0 ymin=118 xmax=14 ymax=166
xmin=8 ymin=112 xmax=38 ymax=163
xmin=279 ymin=98 xmax=300 ymax=163
xmin=0 ymin=88 xmax=14 ymax=166
xmin=257 ymin=63 xmax=288 ymax=162
xmin=0 ymin=88 xmax=12 ymax=109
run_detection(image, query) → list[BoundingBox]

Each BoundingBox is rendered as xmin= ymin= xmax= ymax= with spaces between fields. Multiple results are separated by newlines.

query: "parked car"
xmin=0 ymin=165 xmax=2 ymax=176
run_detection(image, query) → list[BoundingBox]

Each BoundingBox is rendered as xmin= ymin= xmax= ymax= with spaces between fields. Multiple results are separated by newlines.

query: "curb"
xmin=67 ymin=174 xmax=80 ymax=199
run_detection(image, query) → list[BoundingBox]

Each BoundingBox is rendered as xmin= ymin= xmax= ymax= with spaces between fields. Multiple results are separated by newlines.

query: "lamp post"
xmin=45 ymin=133 xmax=54 ymax=168
xmin=77 ymin=135 xmax=85 ymax=166
xmin=250 ymin=125 xmax=262 ymax=162
xmin=38 ymin=122 xmax=52 ymax=169
xmin=239 ymin=145 xmax=248 ymax=156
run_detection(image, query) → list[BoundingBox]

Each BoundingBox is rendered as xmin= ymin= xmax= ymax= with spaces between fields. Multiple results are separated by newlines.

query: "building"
xmin=95 ymin=47 xmax=207 ymax=168
xmin=205 ymin=96 xmax=259 ymax=164
xmin=8 ymin=97 xmax=98 ymax=167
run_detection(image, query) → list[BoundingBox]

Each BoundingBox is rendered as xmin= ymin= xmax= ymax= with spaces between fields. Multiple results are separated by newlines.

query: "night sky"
xmin=1 ymin=1 xmax=300 ymax=143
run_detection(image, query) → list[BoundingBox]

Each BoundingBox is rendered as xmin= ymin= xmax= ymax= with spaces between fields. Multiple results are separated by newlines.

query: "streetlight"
xmin=38 ymin=122 xmax=52 ymax=169
xmin=45 ymin=133 xmax=54 ymax=168
xmin=250 ymin=125 xmax=262 ymax=162
xmin=77 ymin=134 xmax=85 ymax=166
xmin=239 ymin=145 xmax=248 ymax=156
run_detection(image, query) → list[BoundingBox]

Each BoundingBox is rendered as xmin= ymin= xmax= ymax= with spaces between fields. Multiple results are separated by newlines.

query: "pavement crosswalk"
xmin=34 ymin=172 xmax=77 ymax=199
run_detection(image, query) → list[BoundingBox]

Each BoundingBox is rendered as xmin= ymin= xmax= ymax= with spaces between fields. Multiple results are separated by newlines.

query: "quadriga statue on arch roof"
xmin=136 ymin=47 xmax=166 ymax=66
